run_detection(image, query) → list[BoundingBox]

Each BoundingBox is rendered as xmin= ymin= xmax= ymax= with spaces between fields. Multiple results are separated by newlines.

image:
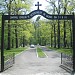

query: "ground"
xmin=1 ymin=46 xmax=71 ymax=75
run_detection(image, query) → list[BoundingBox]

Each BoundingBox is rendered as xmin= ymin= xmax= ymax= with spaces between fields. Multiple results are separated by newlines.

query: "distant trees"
xmin=0 ymin=0 xmax=75 ymax=50
xmin=45 ymin=0 xmax=75 ymax=48
xmin=0 ymin=0 xmax=33 ymax=49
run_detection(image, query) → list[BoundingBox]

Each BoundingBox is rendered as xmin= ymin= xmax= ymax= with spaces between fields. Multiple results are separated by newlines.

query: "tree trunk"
xmin=7 ymin=20 xmax=11 ymax=50
xmin=63 ymin=4 xmax=67 ymax=48
xmin=54 ymin=23 xmax=56 ymax=48
xmin=7 ymin=0 xmax=11 ymax=50
xmin=63 ymin=20 xmax=66 ymax=48
xmin=57 ymin=20 xmax=60 ymax=48
xmin=15 ymin=24 xmax=18 ymax=48
xmin=51 ymin=31 xmax=53 ymax=47
xmin=23 ymin=36 xmax=25 ymax=47
xmin=53 ymin=4 xmax=56 ymax=48
xmin=12 ymin=39 xmax=14 ymax=48
xmin=57 ymin=0 xmax=60 ymax=48
xmin=69 ymin=21 xmax=72 ymax=47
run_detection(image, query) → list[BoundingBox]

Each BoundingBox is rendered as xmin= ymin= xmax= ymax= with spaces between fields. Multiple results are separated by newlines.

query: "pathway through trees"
xmin=1 ymin=47 xmax=70 ymax=75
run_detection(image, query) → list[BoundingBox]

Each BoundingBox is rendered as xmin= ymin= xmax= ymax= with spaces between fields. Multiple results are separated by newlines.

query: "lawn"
xmin=0 ymin=47 xmax=27 ymax=62
xmin=47 ymin=46 xmax=73 ymax=55
xmin=4 ymin=47 xmax=27 ymax=56
xmin=36 ymin=47 xmax=46 ymax=58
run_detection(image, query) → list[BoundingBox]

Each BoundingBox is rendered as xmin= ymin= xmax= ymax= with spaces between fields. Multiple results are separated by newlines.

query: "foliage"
xmin=0 ymin=0 xmax=34 ymax=49
xmin=0 ymin=0 xmax=74 ymax=51
xmin=47 ymin=46 xmax=73 ymax=55
xmin=4 ymin=47 xmax=27 ymax=56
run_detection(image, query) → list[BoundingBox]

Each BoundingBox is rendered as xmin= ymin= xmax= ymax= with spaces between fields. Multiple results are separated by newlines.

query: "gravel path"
xmin=1 ymin=47 xmax=71 ymax=75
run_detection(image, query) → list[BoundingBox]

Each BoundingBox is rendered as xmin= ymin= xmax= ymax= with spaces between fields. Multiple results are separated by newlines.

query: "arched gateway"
xmin=1 ymin=2 xmax=75 ymax=73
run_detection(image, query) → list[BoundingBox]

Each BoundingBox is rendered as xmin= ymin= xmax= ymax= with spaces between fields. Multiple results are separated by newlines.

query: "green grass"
xmin=0 ymin=47 xmax=27 ymax=62
xmin=57 ymin=48 xmax=72 ymax=55
xmin=47 ymin=46 xmax=73 ymax=55
xmin=37 ymin=47 xmax=46 ymax=58
xmin=4 ymin=47 xmax=27 ymax=56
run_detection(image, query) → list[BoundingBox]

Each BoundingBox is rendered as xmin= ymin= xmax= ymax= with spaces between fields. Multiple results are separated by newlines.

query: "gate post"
xmin=1 ymin=15 xmax=5 ymax=72
xmin=72 ymin=13 xmax=75 ymax=73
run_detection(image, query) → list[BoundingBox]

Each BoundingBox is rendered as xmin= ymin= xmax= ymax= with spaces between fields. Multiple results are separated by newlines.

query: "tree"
xmin=45 ymin=0 xmax=75 ymax=48
xmin=0 ymin=0 xmax=33 ymax=49
xmin=63 ymin=0 xmax=67 ymax=48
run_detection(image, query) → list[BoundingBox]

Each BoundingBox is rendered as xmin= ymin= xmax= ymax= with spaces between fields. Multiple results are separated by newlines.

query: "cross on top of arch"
xmin=35 ymin=2 xmax=42 ymax=10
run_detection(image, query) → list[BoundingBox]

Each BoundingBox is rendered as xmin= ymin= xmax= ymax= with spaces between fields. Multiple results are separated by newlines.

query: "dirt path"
xmin=1 ymin=47 xmax=71 ymax=75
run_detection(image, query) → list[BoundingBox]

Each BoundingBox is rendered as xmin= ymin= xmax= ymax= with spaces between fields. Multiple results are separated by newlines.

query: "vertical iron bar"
xmin=61 ymin=53 xmax=62 ymax=64
xmin=72 ymin=13 xmax=75 ymax=72
xmin=1 ymin=15 xmax=5 ymax=72
xmin=13 ymin=53 xmax=15 ymax=64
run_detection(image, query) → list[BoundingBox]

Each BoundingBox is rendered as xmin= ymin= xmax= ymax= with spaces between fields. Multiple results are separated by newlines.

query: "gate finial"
xmin=35 ymin=2 xmax=42 ymax=10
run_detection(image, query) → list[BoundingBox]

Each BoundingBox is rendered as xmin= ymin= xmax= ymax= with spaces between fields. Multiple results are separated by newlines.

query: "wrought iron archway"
xmin=1 ymin=2 xmax=75 ymax=73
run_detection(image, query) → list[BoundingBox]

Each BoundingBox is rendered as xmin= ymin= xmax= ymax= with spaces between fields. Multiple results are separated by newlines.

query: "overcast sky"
xmin=30 ymin=0 xmax=50 ymax=21
xmin=31 ymin=0 xmax=49 ymax=11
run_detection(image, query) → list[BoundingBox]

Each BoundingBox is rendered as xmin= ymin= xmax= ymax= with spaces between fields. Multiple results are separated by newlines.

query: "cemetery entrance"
xmin=0 ymin=2 xmax=75 ymax=73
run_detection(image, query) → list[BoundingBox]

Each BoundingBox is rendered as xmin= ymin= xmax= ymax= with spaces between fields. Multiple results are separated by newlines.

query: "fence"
xmin=61 ymin=53 xmax=73 ymax=71
xmin=4 ymin=53 xmax=15 ymax=70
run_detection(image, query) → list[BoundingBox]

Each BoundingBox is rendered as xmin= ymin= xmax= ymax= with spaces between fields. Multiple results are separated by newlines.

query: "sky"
xmin=31 ymin=0 xmax=49 ymax=11
xmin=31 ymin=0 xmax=49 ymax=21
xmin=31 ymin=0 xmax=59 ymax=21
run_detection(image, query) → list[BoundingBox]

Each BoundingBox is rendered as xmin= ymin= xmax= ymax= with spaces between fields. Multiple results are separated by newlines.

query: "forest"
xmin=0 ymin=0 xmax=75 ymax=50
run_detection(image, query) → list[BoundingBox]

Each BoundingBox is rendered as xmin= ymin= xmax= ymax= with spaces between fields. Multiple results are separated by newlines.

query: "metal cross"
xmin=35 ymin=2 xmax=42 ymax=10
